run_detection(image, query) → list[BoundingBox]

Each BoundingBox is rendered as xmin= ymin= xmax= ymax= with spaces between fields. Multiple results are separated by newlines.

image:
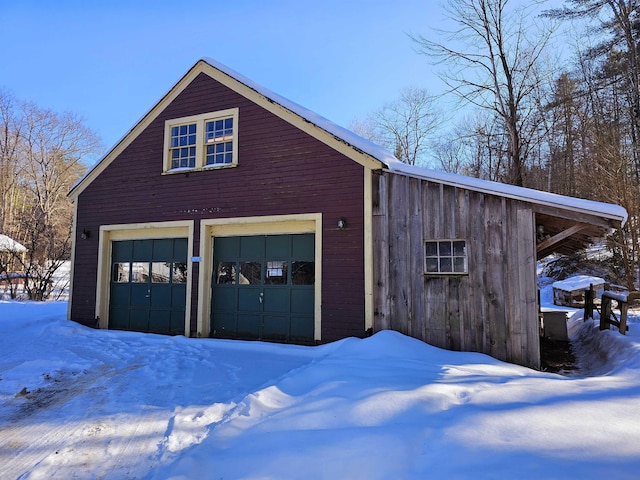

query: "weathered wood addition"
xmin=373 ymin=170 xmax=540 ymax=368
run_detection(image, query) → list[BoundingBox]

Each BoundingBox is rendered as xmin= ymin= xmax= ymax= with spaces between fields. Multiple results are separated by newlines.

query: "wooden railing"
xmin=599 ymin=291 xmax=640 ymax=334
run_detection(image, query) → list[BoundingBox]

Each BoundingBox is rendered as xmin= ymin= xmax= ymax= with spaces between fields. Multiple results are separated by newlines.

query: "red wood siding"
xmin=71 ymin=73 xmax=367 ymax=341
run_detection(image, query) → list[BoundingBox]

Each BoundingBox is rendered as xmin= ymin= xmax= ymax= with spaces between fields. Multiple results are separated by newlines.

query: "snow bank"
xmin=2 ymin=302 xmax=640 ymax=479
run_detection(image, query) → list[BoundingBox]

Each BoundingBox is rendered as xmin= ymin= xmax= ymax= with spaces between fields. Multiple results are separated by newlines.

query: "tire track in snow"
xmin=0 ymin=364 xmax=171 ymax=480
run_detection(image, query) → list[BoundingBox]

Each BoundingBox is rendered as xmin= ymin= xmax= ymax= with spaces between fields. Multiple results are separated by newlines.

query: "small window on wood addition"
xmin=164 ymin=108 xmax=239 ymax=173
xmin=425 ymin=240 xmax=468 ymax=274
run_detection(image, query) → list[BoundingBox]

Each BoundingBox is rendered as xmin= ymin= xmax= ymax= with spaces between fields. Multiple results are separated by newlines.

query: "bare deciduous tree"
xmin=0 ymin=91 xmax=101 ymax=300
xmin=351 ymin=87 xmax=442 ymax=166
xmin=412 ymin=0 xmax=555 ymax=186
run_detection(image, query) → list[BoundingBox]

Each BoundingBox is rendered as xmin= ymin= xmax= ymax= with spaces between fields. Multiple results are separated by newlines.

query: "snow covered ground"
xmin=1 ymin=288 xmax=640 ymax=479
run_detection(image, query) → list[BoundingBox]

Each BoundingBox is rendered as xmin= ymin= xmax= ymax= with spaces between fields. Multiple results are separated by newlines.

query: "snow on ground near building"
xmin=1 ymin=297 xmax=640 ymax=479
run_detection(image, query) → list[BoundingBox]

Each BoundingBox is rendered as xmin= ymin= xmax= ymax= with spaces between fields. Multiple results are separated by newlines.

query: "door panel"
xmin=150 ymin=310 xmax=171 ymax=333
xmin=211 ymin=233 xmax=315 ymax=343
xmin=130 ymin=284 xmax=150 ymax=307
xmin=290 ymin=315 xmax=314 ymax=342
xmin=291 ymin=289 xmax=314 ymax=314
xmin=212 ymin=313 xmax=237 ymax=338
xmin=263 ymin=288 xmax=289 ymax=313
xmin=237 ymin=314 xmax=261 ymax=339
xmin=240 ymin=236 xmax=264 ymax=258
xmin=238 ymin=287 xmax=262 ymax=312
xmin=129 ymin=308 xmax=149 ymax=331
xmin=151 ymin=284 xmax=171 ymax=308
xmin=263 ymin=315 xmax=289 ymax=341
xmin=213 ymin=288 xmax=237 ymax=312
xmin=171 ymin=284 xmax=187 ymax=308
xmin=109 ymin=307 xmax=130 ymax=330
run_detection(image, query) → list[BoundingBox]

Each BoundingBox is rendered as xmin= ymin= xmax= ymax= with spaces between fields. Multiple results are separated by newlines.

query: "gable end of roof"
xmin=69 ymin=58 xmax=393 ymax=199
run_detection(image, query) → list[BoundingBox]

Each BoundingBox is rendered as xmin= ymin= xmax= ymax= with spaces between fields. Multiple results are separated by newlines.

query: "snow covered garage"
xmin=68 ymin=58 xmax=627 ymax=368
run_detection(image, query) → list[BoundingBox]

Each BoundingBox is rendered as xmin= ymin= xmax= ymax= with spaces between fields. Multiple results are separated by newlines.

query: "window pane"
xmin=151 ymin=262 xmax=171 ymax=283
xmin=240 ymin=262 xmax=261 ymax=284
xmin=454 ymin=257 xmax=466 ymax=273
xmin=425 ymin=258 xmax=439 ymax=273
xmin=439 ymin=241 xmax=452 ymax=256
xmin=112 ymin=262 xmax=130 ymax=282
xmin=453 ymin=241 xmax=466 ymax=256
xmin=173 ymin=262 xmax=188 ymax=283
xmin=131 ymin=262 xmax=150 ymax=282
xmin=266 ymin=261 xmax=287 ymax=285
xmin=425 ymin=242 xmax=438 ymax=257
xmin=225 ymin=118 xmax=233 ymax=129
xmin=292 ymin=261 xmax=314 ymax=285
xmin=439 ymin=257 xmax=452 ymax=272
xmin=215 ymin=262 xmax=236 ymax=284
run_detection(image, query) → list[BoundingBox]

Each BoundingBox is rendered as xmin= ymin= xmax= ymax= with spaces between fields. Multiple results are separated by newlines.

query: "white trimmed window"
xmin=425 ymin=239 xmax=468 ymax=274
xmin=164 ymin=108 xmax=239 ymax=172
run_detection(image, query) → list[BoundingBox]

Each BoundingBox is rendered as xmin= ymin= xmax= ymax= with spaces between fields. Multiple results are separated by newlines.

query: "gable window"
xmin=164 ymin=108 xmax=238 ymax=173
xmin=425 ymin=239 xmax=468 ymax=274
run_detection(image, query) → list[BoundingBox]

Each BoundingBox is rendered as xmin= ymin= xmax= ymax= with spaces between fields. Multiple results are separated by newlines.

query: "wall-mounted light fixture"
xmin=337 ymin=217 xmax=347 ymax=230
xmin=81 ymin=229 xmax=91 ymax=240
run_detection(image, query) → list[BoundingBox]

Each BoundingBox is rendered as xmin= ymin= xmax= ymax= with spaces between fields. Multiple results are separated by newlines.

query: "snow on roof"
xmin=70 ymin=57 xmax=628 ymax=227
xmin=552 ymin=275 xmax=605 ymax=291
xmin=200 ymin=58 xmax=627 ymax=225
xmin=387 ymin=162 xmax=628 ymax=225
xmin=0 ymin=234 xmax=26 ymax=253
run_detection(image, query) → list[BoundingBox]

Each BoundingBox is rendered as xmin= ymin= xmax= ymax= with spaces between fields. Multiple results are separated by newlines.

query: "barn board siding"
xmin=71 ymin=73 xmax=367 ymax=341
xmin=373 ymin=171 xmax=540 ymax=368
xmin=372 ymin=171 xmax=390 ymax=331
xmin=387 ymin=173 xmax=411 ymax=335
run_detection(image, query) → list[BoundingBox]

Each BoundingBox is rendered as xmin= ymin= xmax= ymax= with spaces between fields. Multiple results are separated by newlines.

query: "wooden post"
xmin=600 ymin=294 xmax=611 ymax=331
xmin=584 ymin=284 xmax=594 ymax=321
xmin=621 ymin=292 xmax=640 ymax=334
xmin=620 ymin=301 xmax=629 ymax=335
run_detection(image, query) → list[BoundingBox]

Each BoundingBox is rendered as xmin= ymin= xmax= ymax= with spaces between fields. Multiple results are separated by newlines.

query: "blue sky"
xmin=1 ymin=0 xmax=446 ymax=153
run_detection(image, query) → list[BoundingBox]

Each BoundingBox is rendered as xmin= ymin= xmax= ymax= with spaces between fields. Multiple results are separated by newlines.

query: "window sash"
xmin=425 ymin=240 xmax=468 ymax=274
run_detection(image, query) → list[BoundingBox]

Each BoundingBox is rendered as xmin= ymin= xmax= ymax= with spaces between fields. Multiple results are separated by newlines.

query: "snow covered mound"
xmin=1 ymin=301 xmax=640 ymax=479
xmin=568 ymin=310 xmax=640 ymax=376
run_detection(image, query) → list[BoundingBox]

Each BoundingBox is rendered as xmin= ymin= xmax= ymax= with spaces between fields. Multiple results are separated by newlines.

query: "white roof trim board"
xmin=71 ymin=57 xmax=628 ymax=226
xmin=0 ymin=234 xmax=27 ymax=253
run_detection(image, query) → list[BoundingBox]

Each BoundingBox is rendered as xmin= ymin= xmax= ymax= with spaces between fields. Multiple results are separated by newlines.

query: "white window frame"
xmin=424 ymin=239 xmax=468 ymax=275
xmin=163 ymin=108 xmax=239 ymax=173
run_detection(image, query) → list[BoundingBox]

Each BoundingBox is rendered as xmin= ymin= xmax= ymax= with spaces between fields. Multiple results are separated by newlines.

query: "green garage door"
xmin=211 ymin=234 xmax=315 ymax=343
xmin=109 ymin=238 xmax=188 ymax=335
